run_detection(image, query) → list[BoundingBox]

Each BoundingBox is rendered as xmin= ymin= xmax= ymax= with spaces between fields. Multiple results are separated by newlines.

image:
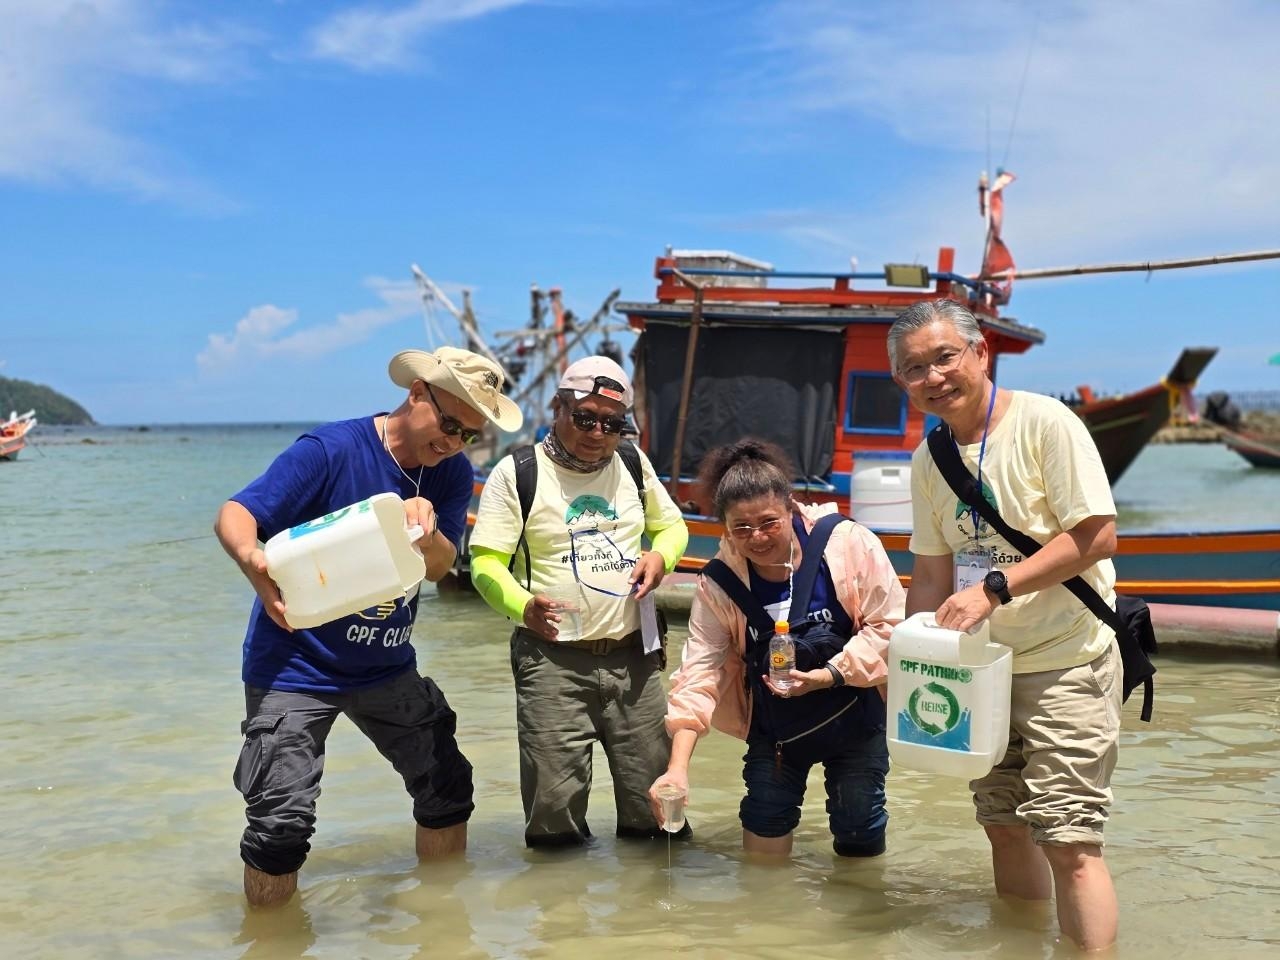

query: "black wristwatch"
xmin=825 ymin=663 xmax=846 ymax=688
xmin=983 ymin=569 xmax=1013 ymax=605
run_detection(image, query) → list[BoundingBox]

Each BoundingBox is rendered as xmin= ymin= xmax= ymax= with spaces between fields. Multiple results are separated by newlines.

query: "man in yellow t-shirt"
xmin=469 ymin=356 xmax=689 ymax=847
xmin=888 ymin=299 xmax=1122 ymax=952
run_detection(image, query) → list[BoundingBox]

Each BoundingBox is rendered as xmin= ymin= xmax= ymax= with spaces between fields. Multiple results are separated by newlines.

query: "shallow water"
xmin=1 ymin=426 xmax=1278 ymax=958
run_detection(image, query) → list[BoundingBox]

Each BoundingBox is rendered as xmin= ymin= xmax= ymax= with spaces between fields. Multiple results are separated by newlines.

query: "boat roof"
xmin=616 ymin=246 xmax=1046 ymax=348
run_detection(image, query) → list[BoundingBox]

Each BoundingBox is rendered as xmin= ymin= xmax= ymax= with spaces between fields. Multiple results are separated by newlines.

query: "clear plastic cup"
xmin=543 ymin=582 xmax=584 ymax=642
xmin=654 ymin=783 xmax=687 ymax=833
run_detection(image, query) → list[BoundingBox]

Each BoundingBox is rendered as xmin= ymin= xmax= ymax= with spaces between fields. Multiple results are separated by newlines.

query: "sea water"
xmin=1 ymin=425 xmax=1278 ymax=959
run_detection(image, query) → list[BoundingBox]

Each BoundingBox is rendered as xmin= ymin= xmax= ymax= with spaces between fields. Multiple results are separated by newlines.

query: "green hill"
xmin=0 ymin=375 xmax=95 ymax=425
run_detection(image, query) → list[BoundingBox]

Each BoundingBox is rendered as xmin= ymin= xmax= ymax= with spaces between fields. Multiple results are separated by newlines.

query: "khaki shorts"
xmin=971 ymin=639 xmax=1122 ymax=847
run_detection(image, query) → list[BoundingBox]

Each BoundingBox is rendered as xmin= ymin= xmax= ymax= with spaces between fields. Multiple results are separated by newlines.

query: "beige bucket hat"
xmin=388 ymin=347 xmax=524 ymax=433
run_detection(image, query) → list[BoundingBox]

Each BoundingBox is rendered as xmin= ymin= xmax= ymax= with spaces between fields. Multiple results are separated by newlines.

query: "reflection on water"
xmin=1 ymin=428 xmax=1278 ymax=958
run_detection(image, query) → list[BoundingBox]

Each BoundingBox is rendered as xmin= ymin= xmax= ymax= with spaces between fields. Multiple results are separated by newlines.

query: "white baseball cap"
xmin=558 ymin=356 xmax=634 ymax=409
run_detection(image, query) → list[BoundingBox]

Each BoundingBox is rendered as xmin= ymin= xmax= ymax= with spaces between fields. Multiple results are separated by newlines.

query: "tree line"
xmin=0 ymin=375 xmax=95 ymax=425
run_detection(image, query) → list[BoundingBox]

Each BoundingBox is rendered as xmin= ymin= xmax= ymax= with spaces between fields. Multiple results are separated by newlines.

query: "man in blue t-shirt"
xmin=215 ymin=346 xmax=522 ymax=907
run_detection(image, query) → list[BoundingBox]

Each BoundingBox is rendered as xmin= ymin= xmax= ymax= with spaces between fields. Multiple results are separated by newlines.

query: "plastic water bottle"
xmin=769 ymin=619 xmax=796 ymax=689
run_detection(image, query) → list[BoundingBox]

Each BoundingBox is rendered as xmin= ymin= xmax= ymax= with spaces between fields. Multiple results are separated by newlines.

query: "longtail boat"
xmin=0 ymin=410 xmax=36 ymax=462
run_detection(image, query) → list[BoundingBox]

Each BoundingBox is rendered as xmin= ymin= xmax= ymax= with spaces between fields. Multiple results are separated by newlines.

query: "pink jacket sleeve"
xmin=828 ymin=523 xmax=904 ymax=689
xmin=664 ymin=574 xmax=739 ymax=738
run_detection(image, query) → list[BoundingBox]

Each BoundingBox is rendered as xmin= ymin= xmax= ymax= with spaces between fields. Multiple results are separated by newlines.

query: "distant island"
xmin=0 ymin=375 xmax=95 ymax=425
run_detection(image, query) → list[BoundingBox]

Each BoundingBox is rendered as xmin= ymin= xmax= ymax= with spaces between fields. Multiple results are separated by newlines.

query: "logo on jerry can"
xmin=896 ymin=658 xmax=974 ymax=751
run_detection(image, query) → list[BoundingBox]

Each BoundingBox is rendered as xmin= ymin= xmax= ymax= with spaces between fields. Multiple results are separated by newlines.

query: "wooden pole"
xmin=667 ymin=268 xmax=705 ymax=500
xmin=986 ymin=248 xmax=1280 ymax=281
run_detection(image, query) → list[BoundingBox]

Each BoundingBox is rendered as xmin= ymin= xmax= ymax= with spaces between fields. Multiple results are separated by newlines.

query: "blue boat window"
xmin=845 ymin=372 xmax=906 ymax=435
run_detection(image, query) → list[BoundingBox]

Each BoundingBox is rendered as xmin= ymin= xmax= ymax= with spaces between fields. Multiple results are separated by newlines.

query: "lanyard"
xmin=957 ymin=385 xmax=999 ymax=542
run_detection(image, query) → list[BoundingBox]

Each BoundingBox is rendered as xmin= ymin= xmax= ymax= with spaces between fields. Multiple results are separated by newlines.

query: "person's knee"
xmin=1040 ymin=840 xmax=1102 ymax=873
xmin=984 ymin=822 xmax=1033 ymax=852
xmin=740 ymin=795 xmax=801 ymax=839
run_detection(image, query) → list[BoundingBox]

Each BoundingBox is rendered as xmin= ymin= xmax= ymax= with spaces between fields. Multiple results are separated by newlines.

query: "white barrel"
xmin=264 ymin=493 xmax=425 ymax=629
xmin=886 ymin=612 xmax=1013 ymax=778
xmin=849 ymin=451 xmax=912 ymax=531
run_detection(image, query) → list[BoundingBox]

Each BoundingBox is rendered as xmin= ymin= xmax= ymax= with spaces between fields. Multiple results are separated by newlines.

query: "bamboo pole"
xmin=986 ymin=248 xmax=1280 ymax=281
xmin=667 ymin=268 xmax=706 ymax=500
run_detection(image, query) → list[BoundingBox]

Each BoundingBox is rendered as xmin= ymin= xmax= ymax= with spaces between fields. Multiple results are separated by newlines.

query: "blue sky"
xmin=2 ymin=0 xmax=1278 ymax=425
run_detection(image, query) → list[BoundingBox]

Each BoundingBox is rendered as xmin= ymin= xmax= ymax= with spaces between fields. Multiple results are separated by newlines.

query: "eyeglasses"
xmin=728 ymin=517 xmax=786 ymax=540
xmin=423 ymin=382 xmax=483 ymax=445
xmin=898 ymin=342 xmax=975 ymax=385
xmin=570 ymin=408 xmax=628 ymax=435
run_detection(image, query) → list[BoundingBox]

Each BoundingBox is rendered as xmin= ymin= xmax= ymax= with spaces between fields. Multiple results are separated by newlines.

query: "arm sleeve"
xmin=470 ymin=546 xmax=533 ymax=622
xmin=638 ymin=450 xmax=689 ymax=571
xmin=665 ymin=576 xmax=735 ymax=737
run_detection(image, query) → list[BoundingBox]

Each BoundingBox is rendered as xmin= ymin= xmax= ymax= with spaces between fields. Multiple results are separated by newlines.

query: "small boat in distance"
xmin=0 ymin=409 xmax=37 ymax=461
xmin=1071 ymin=347 xmax=1218 ymax=484
xmin=1221 ymin=431 xmax=1280 ymax=469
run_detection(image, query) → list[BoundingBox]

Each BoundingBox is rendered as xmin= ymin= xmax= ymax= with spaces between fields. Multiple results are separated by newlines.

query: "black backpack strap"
xmin=926 ymin=423 xmax=1154 ymax=720
xmin=787 ymin=513 xmax=850 ymax=620
xmin=510 ymin=445 xmax=538 ymax=589
xmin=616 ymin=439 xmax=647 ymax=511
xmin=700 ymin=559 xmax=776 ymax=640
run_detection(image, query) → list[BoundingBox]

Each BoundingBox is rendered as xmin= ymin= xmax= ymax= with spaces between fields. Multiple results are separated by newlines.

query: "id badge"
xmin=955 ymin=545 xmax=993 ymax=592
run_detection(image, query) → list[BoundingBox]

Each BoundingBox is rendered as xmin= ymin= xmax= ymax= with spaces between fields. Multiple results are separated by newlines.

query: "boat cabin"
xmin=614 ymin=248 xmax=1044 ymax=517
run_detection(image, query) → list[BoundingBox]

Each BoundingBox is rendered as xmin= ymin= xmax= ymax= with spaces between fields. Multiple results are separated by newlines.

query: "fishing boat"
xmin=412 ymin=264 xmax=629 ymax=466
xmin=610 ymin=249 xmax=1280 ymax=611
xmin=1220 ymin=431 xmax=1280 ymax=469
xmin=1071 ymin=347 xmax=1217 ymax=484
xmin=1201 ymin=391 xmax=1280 ymax=469
xmin=452 ymin=177 xmax=1280 ymax=611
xmin=0 ymin=409 xmax=36 ymax=461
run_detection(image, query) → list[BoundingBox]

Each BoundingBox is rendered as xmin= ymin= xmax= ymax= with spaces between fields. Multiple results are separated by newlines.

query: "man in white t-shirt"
xmin=469 ymin=356 xmax=689 ymax=847
xmin=888 ymin=299 xmax=1123 ymax=951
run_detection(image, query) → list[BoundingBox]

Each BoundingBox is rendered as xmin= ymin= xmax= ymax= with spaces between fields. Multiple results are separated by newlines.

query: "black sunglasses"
xmin=423 ymin=383 xmax=483 ymax=445
xmin=570 ymin=408 xmax=628 ymax=435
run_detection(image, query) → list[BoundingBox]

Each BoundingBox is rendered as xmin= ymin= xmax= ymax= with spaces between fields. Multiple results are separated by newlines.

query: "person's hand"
xmin=239 ymin=548 xmax=291 ymax=632
xmin=761 ymin=667 xmax=833 ymax=699
xmin=628 ymin=551 xmax=666 ymax=599
xmin=933 ymin=583 xmax=998 ymax=633
xmin=648 ymin=768 xmax=690 ymax=827
xmin=522 ymin=594 xmax=561 ymax=641
xmin=403 ymin=496 xmax=439 ymax=548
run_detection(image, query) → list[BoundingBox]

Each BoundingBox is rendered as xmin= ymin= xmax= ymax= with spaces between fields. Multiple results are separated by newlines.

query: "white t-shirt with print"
xmin=909 ymin=391 xmax=1118 ymax=673
xmin=472 ymin=444 xmax=684 ymax=641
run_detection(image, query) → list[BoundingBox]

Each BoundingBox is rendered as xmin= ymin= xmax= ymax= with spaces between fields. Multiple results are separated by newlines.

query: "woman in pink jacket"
xmin=649 ymin=439 xmax=904 ymax=857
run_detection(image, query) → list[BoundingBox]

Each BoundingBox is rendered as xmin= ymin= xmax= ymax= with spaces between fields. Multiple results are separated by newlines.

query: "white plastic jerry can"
xmin=886 ymin=612 xmax=1013 ymax=779
xmin=263 ymin=493 xmax=426 ymax=630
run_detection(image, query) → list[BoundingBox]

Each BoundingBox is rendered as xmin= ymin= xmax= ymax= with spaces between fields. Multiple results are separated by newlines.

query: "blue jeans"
xmin=740 ymin=708 xmax=889 ymax=856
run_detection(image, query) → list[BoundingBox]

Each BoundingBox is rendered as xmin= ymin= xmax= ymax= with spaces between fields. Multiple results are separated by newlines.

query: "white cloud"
xmin=735 ymin=0 xmax=1280 ymax=268
xmin=307 ymin=0 xmax=532 ymax=71
xmin=0 ymin=0 xmax=250 ymax=206
xmin=196 ymin=277 xmax=421 ymax=375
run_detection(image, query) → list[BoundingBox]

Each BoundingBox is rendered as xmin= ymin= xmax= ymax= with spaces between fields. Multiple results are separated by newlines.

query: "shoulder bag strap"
xmin=787 ymin=513 xmax=849 ymax=619
xmin=700 ymin=559 xmax=777 ymax=640
xmin=925 ymin=424 xmax=1126 ymax=637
